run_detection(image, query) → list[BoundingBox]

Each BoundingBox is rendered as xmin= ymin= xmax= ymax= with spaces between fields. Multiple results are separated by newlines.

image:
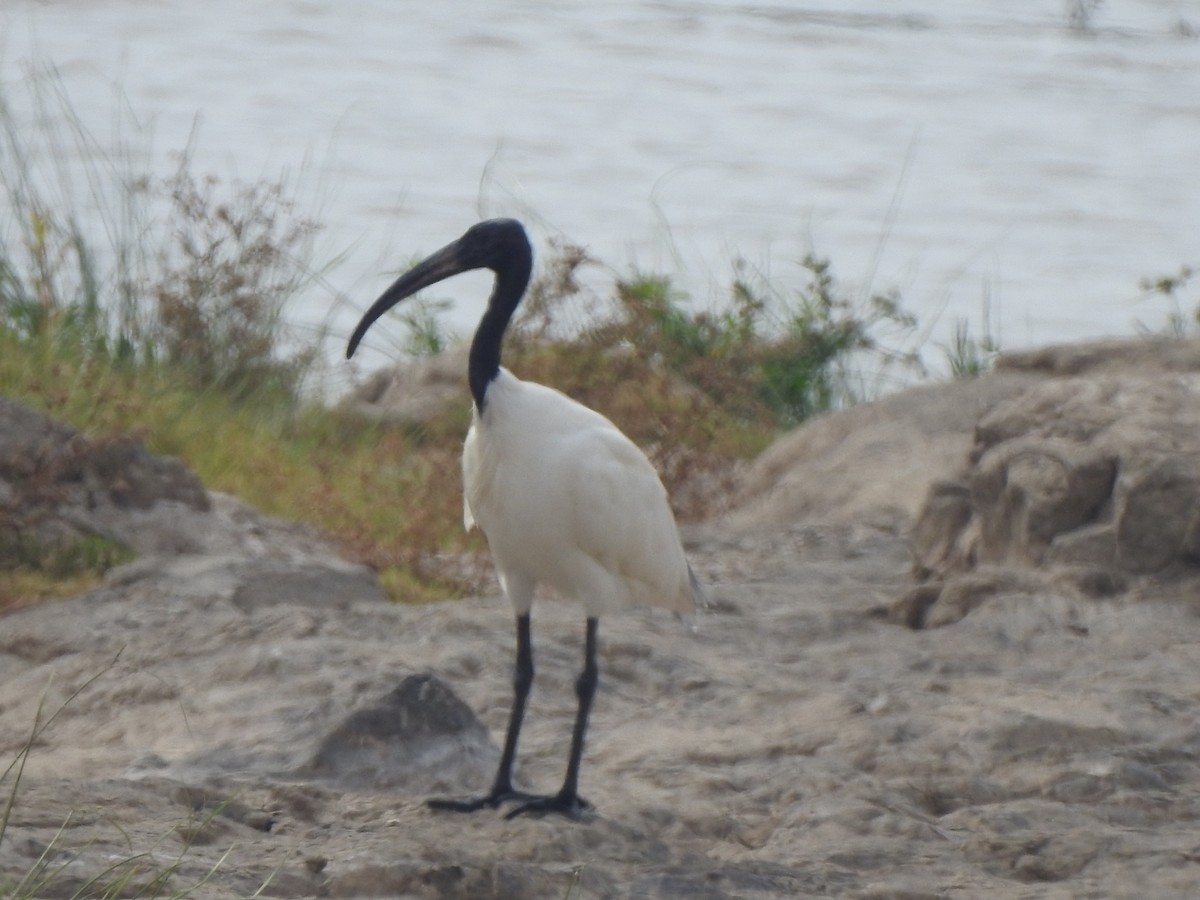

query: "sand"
xmin=3 ymin=340 xmax=1200 ymax=898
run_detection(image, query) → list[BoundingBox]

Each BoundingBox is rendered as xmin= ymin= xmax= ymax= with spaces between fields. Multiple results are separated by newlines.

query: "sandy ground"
xmin=3 ymin=355 xmax=1200 ymax=898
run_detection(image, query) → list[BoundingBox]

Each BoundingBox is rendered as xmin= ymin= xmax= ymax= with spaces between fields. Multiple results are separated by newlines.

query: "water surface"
xmin=3 ymin=1 xmax=1198 ymax=379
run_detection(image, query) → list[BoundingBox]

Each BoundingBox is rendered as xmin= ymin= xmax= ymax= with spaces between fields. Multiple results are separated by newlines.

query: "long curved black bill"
xmin=346 ymin=239 xmax=468 ymax=359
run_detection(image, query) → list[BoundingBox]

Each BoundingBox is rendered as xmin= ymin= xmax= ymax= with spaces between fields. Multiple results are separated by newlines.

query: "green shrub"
xmin=561 ymin=250 xmax=919 ymax=428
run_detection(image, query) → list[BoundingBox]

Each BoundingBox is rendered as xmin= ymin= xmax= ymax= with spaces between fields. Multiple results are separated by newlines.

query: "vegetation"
xmin=0 ymin=70 xmax=473 ymax=609
xmin=943 ymin=318 xmax=996 ymax=379
xmin=0 ymin=71 xmax=932 ymax=612
xmin=1139 ymin=265 xmax=1197 ymax=336
xmin=0 ymin=530 xmax=134 ymax=615
xmin=942 ymin=289 xmax=1001 ymax=379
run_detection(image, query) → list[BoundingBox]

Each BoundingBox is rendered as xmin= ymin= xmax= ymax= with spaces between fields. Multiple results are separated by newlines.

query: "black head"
xmin=452 ymin=218 xmax=531 ymax=273
xmin=346 ymin=218 xmax=533 ymax=359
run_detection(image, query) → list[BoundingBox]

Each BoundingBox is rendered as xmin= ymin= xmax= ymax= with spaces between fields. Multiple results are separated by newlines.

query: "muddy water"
xmin=3 ymin=1 xmax=1198 ymax=378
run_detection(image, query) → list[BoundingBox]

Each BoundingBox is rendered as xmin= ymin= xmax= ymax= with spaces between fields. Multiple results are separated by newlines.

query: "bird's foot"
xmin=503 ymin=790 xmax=593 ymax=822
xmin=426 ymin=788 xmax=540 ymax=814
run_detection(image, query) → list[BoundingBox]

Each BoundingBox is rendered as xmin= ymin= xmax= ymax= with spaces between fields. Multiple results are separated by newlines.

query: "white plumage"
xmin=462 ymin=368 xmax=695 ymax=618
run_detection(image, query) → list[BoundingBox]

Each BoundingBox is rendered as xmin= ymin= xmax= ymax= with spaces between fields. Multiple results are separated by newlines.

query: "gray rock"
xmin=305 ymin=674 xmax=499 ymax=792
xmin=1115 ymin=456 xmax=1200 ymax=573
xmin=902 ymin=339 xmax=1200 ymax=626
xmin=342 ymin=342 xmax=471 ymax=425
xmin=0 ymin=397 xmax=209 ymax=568
xmin=970 ymin=437 xmax=1116 ymax=567
xmin=231 ymin=560 xmax=389 ymax=613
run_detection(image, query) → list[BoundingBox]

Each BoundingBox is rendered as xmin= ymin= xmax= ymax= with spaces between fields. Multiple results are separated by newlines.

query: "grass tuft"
xmin=1138 ymin=265 xmax=1197 ymax=337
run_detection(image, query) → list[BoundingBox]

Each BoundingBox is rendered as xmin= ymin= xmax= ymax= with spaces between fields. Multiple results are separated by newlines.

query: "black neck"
xmin=468 ymin=256 xmax=531 ymax=409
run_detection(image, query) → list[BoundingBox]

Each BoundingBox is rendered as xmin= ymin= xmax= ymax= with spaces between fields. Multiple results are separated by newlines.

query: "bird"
xmin=346 ymin=218 xmax=702 ymax=820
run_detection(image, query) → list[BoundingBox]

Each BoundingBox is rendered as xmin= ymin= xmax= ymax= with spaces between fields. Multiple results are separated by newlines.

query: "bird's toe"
xmin=427 ymin=788 xmax=542 ymax=814
xmin=503 ymin=792 xmax=593 ymax=822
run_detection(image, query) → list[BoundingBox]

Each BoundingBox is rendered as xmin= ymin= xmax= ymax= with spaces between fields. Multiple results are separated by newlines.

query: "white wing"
xmin=463 ymin=371 xmax=697 ymax=617
xmin=562 ymin=426 xmax=695 ymax=614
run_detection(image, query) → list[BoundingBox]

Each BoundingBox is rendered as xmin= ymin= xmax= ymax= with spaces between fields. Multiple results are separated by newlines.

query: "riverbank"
xmin=3 ymin=335 xmax=1199 ymax=898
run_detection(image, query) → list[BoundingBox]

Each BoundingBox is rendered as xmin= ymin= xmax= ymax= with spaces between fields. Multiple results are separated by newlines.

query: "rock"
xmin=0 ymin=398 xmax=208 ymax=513
xmin=901 ymin=339 xmax=1200 ymax=626
xmin=921 ymin=567 xmax=1044 ymax=629
xmin=0 ymin=397 xmax=359 ymax=576
xmin=305 ymin=674 xmax=499 ymax=792
xmin=230 ymin=560 xmax=389 ymax=613
xmin=970 ymin=437 xmax=1116 ymax=567
xmin=890 ymin=583 xmax=944 ymax=629
xmin=342 ymin=342 xmax=471 ymax=424
xmin=1114 ymin=456 xmax=1200 ymax=573
xmin=996 ymin=336 xmax=1200 ymax=377
xmin=0 ymin=397 xmax=210 ymax=567
xmin=1045 ymin=522 xmax=1118 ymax=570
xmin=726 ymin=373 xmax=1038 ymax=533
xmin=82 ymin=436 xmax=209 ymax=511
xmin=909 ymin=480 xmax=974 ymax=579
xmin=0 ymin=397 xmax=85 ymax=481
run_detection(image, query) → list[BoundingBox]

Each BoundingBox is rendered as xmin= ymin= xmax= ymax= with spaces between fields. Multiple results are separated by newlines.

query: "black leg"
xmin=506 ymin=617 xmax=598 ymax=821
xmin=428 ymin=614 xmax=541 ymax=812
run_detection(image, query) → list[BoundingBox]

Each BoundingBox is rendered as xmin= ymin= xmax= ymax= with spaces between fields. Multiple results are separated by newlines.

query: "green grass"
xmin=942 ymin=290 xmax=1000 ymax=380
